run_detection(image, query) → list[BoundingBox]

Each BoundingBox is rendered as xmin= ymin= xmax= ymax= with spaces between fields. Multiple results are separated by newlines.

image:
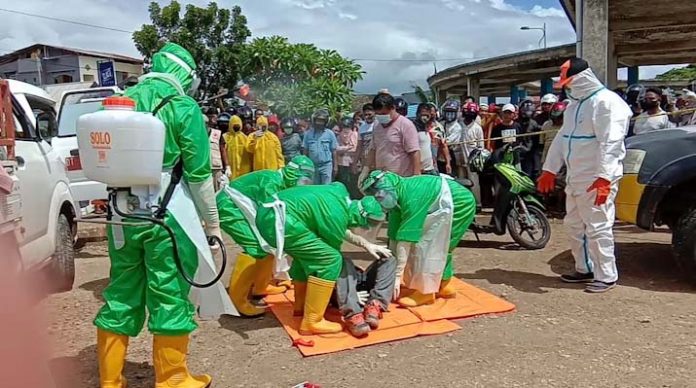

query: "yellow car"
xmin=616 ymin=127 xmax=696 ymax=277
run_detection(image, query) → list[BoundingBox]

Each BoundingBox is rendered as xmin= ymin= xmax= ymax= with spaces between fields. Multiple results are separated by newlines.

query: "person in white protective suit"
xmin=537 ymin=57 xmax=632 ymax=293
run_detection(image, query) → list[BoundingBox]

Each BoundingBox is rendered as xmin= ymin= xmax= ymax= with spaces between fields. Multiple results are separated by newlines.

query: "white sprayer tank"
xmin=76 ymin=96 xmax=166 ymax=187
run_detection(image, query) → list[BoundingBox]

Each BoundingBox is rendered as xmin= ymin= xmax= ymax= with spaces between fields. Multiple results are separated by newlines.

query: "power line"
xmin=0 ymin=7 xmax=134 ymax=34
xmin=352 ymin=57 xmax=486 ymax=63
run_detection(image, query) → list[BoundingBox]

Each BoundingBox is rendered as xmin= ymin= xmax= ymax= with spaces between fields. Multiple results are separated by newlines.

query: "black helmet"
xmin=340 ymin=116 xmax=354 ymax=129
xmin=237 ymin=105 xmax=253 ymax=122
xmin=468 ymin=148 xmax=491 ymax=173
xmin=312 ymin=108 xmax=330 ymax=123
xmin=442 ymin=99 xmax=460 ymax=123
xmin=281 ymin=117 xmax=296 ymax=131
xmin=225 ymin=106 xmax=238 ymax=116
xmin=394 ymin=97 xmax=408 ymax=116
xmin=625 ymin=84 xmax=645 ymax=105
xmin=217 ymin=112 xmax=231 ymax=132
xmin=519 ymin=100 xmax=536 ymax=119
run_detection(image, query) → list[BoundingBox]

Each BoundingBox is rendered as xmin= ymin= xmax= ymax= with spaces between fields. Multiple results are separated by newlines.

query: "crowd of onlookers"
xmin=202 ymin=84 xmax=696 ymax=199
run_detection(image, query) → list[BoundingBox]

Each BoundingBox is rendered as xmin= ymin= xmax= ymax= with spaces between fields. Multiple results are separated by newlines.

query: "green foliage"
xmin=655 ymin=64 xmax=696 ymax=81
xmin=132 ymin=1 xmax=251 ymax=97
xmin=412 ymin=84 xmax=435 ymax=103
xmin=238 ymin=36 xmax=363 ymax=118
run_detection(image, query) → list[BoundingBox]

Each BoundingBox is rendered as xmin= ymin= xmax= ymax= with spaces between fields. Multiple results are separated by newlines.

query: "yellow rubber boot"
xmin=252 ymin=256 xmax=286 ymax=297
xmin=228 ymin=253 xmax=265 ymax=317
xmin=397 ymin=291 xmax=436 ymax=307
xmin=293 ymin=281 xmax=307 ymax=317
xmin=299 ymin=276 xmax=342 ymax=335
xmin=437 ymin=279 xmax=457 ymax=299
xmin=97 ymin=328 xmax=129 ymax=388
xmin=153 ymin=335 xmax=211 ymax=388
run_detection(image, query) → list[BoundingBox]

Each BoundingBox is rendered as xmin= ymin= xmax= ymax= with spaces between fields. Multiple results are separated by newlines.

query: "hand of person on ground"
xmin=537 ymin=171 xmax=557 ymax=193
xmin=587 ymin=178 xmax=611 ymax=206
xmin=357 ymin=291 xmax=369 ymax=306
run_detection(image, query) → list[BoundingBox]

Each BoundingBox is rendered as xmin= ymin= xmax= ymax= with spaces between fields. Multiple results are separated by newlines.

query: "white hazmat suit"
xmin=542 ymin=68 xmax=632 ymax=284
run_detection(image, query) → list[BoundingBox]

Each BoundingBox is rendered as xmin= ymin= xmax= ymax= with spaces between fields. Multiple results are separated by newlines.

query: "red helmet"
xmin=550 ymin=102 xmax=567 ymax=118
xmin=462 ymin=102 xmax=480 ymax=114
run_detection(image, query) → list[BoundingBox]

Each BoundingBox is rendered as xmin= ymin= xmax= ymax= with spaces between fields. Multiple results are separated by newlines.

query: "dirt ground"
xmin=46 ymin=221 xmax=696 ymax=388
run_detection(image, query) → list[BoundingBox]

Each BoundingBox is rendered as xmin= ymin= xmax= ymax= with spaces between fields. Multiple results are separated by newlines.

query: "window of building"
xmin=116 ymin=71 xmax=129 ymax=82
xmin=83 ymin=74 xmax=95 ymax=82
xmin=54 ymin=74 xmax=73 ymax=83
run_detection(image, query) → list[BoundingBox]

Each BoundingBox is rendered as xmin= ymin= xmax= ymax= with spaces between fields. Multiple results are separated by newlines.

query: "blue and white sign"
xmin=98 ymin=61 xmax=116 ymax=87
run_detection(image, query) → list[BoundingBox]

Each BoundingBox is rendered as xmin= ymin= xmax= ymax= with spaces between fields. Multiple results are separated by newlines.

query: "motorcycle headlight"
xmin=623 ymin=149 xmax=646 ymax=174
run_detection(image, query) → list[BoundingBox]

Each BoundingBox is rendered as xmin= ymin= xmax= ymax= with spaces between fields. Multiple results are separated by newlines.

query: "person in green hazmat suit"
xmin=255 ymin=183 xmax=390 ymax=335
xmin=360 ymin=170 xmax=477 ymax=307
xmin=93 ymin=43 xmax=225 ymax=388
xmin=216 ymin=155 xmax=315 ymax=317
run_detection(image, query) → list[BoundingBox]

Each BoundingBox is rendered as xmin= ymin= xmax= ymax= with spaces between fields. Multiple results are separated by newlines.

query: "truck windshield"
xmin=57 ymin=89 xmax=117 ymax=137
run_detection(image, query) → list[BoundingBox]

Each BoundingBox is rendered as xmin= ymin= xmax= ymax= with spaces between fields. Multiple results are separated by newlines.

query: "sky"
xmin=0 ymin=0 xmax=684 ymax=94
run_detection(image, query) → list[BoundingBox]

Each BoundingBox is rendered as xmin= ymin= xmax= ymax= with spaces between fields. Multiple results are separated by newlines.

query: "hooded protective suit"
xmin=247 ymin=116 xmax=285 ymax=171
xmin=361 ymin=171 xmax=476 ymax=307
xmin=542 ymin=68 xmax=632 ymax=284
xmin=216 ymin=156 xmax=315 ymax=316
xmin=93 ymin=42 xmax=220 ymax=388
xmin=224 ymin=115 xmax=252 ymax=179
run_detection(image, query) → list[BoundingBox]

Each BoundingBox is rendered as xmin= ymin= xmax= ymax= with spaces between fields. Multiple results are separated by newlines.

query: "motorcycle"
xmin=463 ymin=144 xmax=551 ymax=250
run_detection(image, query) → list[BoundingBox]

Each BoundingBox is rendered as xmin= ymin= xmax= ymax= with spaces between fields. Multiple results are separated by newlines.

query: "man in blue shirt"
xmin=303 ymin=108 xmax=338 ymax=184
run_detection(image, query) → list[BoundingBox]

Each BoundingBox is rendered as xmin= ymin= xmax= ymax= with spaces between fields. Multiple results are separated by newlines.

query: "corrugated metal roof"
xmin=0 ymin=44 xmax=143 ymax=65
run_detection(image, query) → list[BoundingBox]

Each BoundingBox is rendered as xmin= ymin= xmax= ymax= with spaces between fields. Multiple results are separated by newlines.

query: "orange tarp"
xmin=266 ymin=278 xmax=515 ymax=357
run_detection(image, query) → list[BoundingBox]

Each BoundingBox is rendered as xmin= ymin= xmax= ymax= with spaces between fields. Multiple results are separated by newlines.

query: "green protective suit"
xmin=256 ymin=183 xmax=378 ymax=282
xmin=365 ymin=172 xmax=476 ymax=280
xmin=94 ymin=43 xmax=210 ymax=337
xmin=216 ymin=155 xmax=315 ymax=259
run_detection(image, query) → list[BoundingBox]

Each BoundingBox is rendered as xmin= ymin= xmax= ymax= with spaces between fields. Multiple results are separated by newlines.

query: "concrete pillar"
xmin=510 ymin=85 xmax=520 ymax=105
xmin=487 ymin=95 xmax=496 ymax=105
xmin=519 ymin=88 xmax=528 ymax=101
xmin=436 ymin=88 xmax=447 ymax=106
xmin=627 ymin=66 xmax=639 ymax=85
xmin=540 ymin=78 xmax=553 ymax=95
xmin=466 ymin=77 xmax=480 ymax=101
xmin=581 ymin=0 xmax=609 ymax=84
xmin=606 ymin=34 xmax=618 ymax=89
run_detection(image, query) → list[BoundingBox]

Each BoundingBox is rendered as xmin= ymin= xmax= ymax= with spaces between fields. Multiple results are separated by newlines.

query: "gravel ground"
xmin=46 ymin=221 xmax=696 ymax=388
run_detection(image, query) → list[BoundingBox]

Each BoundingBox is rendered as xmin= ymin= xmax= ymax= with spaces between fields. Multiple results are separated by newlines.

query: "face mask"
xmin=313 ymin=121 xmax=326 ymax=130
xmin=375 ymin=114 xmax=392 ymax=125
xmin=188 ymin=75 xmax=201 ymax=97
xmin=232 ymin=125 xmax=241 ymax=132
xmin=643 ymin=100 xmax=660 ymax=109
xmin=444 ymin=111 xmax=457 ymax=122
xmin=375 ymin=189 xmax=398 ymax=210
xmin=297 ymin=176 xmax=313 ymax=186
xmin=259 ymin=126 xmax=268 ymax=132
xmin=420 ymin=115 xmax=430 ymax=123
xmin=283 ymin=126 xmax=294 ymax=135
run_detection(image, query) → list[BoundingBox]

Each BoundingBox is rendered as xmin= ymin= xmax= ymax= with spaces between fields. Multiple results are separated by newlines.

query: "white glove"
xmin=206 ymin=226 xmax=223 ymax=252
xmin=358 ymin=165 xmax=370 ymax=189
xmin=254 ymin=130 xmax=264 ymax=137
xmin=393 ymin=275 xmax=402 ymax=301
xmin=189 ymin=176 xmax=221 ymax=236
xmin=392 ymin=241 xmax=412 ymax=301
xmin=224 ymin=166 xmax=231 ymax=177
xmin=218 ymin=173 xmax=229 ymax=188
xmin=357 ymin=291 xmax=369 ymax=306
xmin=365 ymin=242 xmax=392 ymax=260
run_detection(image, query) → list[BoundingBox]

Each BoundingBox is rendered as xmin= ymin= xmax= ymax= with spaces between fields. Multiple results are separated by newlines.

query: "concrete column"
xmin=627 ymin=66 xmax=639 ymax=85
xmin=581 ymin=0 xmax=609 ymax=84
xmin=510 ymin=85 xmax=520 ymax=105
xmin=466 ymin=76 xmax=480 ymax=101
xmin=606 ymin=34 xmax=618 ymax=89
xmin=487 ymin=95 xmax=496 ymax=105
xmin=540 ymin=78 xmax=554 ymax=95
xmin=519 ymin=88 xmax=528 ymax=101
xmin=436 ymin=87 xmax=447 ymax=106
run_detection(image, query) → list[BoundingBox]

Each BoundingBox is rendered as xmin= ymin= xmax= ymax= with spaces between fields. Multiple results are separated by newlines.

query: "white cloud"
xmin=529 ymin=5 xmax=566 ymax=18
xmin=338 ymin=12 xmax=357 ymax=20
xmin=290 ymin=0 xmax=336 ymax=10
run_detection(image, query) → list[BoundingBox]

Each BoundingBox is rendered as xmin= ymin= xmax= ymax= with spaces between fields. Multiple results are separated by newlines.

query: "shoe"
xmin=584 ymin=281 xmax=616 ymax=293
xmin=293 ymin=281 xmax=307 ymax=317
xmin=252 ymin=256 xmax=287 ymax=297
xmin=363 ymin=300 xmax=383 ymax=330
xmin=437 ymin=279 xmax=457 ymax=299
xmin=228 ymin=253 xmax=266 ymax=317
xmin=345 ymin=314 xmax=370 ymax=338
xmin=397 ymin=291 xmax=436 ymax=307
xmin=277 ymin=279 xmax=294 ymax=290
xmin=97 ymin=328 xmax=128 ymax=388
xmin=560 ymin=271 xmax=594 ymax=283
xmin=153 ymin=335 xmax=211 ymax=388
xmin=299 ymin=276 xmax=343 ymax=335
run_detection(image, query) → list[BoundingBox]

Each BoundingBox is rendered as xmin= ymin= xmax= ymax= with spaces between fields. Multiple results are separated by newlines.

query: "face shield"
xmin=161 ymin=51 xmax=199 ymax=96
xmin=444 ymin=111 xmax=457 ymax=123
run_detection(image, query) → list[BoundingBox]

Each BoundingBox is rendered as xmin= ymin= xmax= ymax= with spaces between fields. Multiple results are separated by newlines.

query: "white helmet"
xmin=541 ymin=93 xmax=558 ymax=104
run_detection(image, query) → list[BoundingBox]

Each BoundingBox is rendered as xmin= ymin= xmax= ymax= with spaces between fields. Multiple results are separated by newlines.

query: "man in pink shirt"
xmin=366 ymin=93 xmax=421 ymax=177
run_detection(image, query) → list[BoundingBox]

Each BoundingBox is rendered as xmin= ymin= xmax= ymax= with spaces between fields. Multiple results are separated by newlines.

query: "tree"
xmin=132 ymin=1 xmax=251 ymax=97
xmin=412 ymin=84 xmax=435 ymax=103
xmin=238 ymin=36 xmax=363 ymax=118
xmin=656 ymin=64 xmax=696 ymax=81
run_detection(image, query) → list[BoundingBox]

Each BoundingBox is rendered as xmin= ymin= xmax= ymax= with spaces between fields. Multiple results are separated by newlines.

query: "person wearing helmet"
xmin=255 ymin=183 xmax=390 ymax=335
xmin=246 ymin=116 xmax=284 ymax=172
xmin=304 ymin=108 xmax=338 ymax=184
xmin=538 ymin=57 xmax=632 ymax=293
xmin=460 ymin=102 xmax=484 ymax=203
xmin=394 ymin=97 xmax=408 ymax=116
xmin=536 ymin=94 xmax=559 ymax=126
xmin=223 ymin=114 xmax=252 ymax=179
xmin=516 ymin=99 xmax=542 ymax=178
xmin=280 ymin=117 xmax=302 ymax=163
xmin=237 ymin=105 xmax=255 ymax=134
xmin=440 ymin=99 xmax=463 ymax=177
xmin=217 ymin=155 xmax=316 ymax=316
xmin=336 ymin=117 xmax=360 ymax=198
xmin=360 ymin=170 xmax=476 ymax=307
xmin=632 ymin=87 xmax=674 ymax=136
xmin=93 ymin=42 xmax=227 ymax=388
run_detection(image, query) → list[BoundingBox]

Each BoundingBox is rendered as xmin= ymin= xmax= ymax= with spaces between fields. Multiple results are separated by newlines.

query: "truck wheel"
xmin=50 ymin=214 xmax=76 ymax=292
xmin=672 ymin=208 xmax=696 ymax=279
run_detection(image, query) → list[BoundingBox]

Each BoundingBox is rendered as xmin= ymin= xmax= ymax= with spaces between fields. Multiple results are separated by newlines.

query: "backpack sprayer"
xmin=74 ymin=96 xmax=226 ymax=288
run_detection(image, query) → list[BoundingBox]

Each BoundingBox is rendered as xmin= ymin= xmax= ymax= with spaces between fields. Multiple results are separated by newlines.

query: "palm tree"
xmin=412 ymin=84 xmax=434 ymax=103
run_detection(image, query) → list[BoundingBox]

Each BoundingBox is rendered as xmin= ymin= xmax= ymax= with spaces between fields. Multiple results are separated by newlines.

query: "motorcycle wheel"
xmin=507 ymin=204 xmax=551 ymax=250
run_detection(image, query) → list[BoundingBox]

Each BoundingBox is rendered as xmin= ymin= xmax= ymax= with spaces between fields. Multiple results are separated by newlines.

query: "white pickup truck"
xmin=2 ymin=79 xmax=77 ymax=291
